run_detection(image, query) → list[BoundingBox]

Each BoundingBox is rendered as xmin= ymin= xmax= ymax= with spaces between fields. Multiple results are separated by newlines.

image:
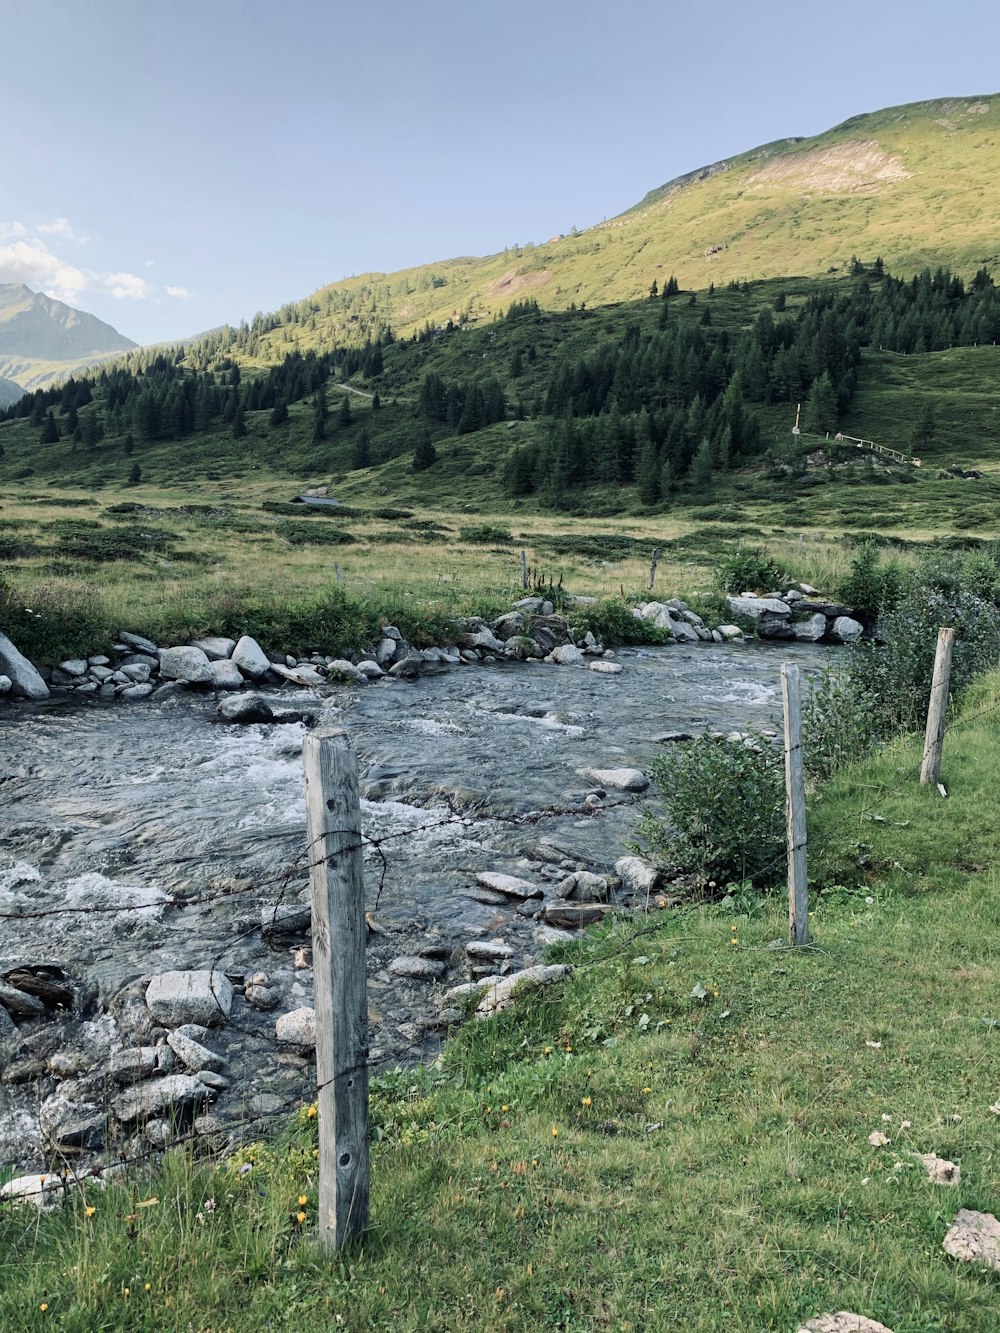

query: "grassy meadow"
xmin=2 ymin=674 xmax=999 ymax=1331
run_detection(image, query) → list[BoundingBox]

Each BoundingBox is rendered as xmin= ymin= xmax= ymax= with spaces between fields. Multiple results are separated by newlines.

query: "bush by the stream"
xmin=716 ymin=545 xmax=786 ymax=595
xmin=568 ymin=597 xmax=669 ymax=646
xmin=635 ymin=734 xmax=785 ymax=889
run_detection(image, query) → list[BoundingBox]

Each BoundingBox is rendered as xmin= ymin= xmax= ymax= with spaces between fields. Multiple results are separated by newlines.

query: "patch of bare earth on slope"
xmin=485 ymin=267 xmax=552 ymax=299
xmin=747 ymin=140 xmax=910 ymax=192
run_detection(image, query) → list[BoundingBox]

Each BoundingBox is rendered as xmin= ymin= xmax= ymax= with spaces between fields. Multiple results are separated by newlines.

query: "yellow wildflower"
xmin=84 ymin=1205 xmax=96 ymax=1218
xmin=40 ymin=1305 xmax=48 ymax=1313
xmin=581 ymin=1097 xmax=592 ymax=1107
xmin=296 ymin=1210 xmax=307 ymax=1223
xmin=551 ymin=1126 xmax=559 ymax=1138
xmin=298 ymin=1195 xmax=308 ymax=1206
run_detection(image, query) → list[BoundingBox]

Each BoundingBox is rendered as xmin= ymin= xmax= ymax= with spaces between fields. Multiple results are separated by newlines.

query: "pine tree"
xmin=636 ymin=438 xmax=660 ymax=505
xmin=40 ymin=410 xmax=59 ymax=444
xmin=232 ymin=404 xmax=247 ymax=439
xmin=270 ymin=399 xmax=289 ymax=426
xmin=351 ymin=432 xmax=370 ymax=469
xmin=803 ymin=372 xmax=837 ymax=434
xmin=691 ymin=437 xmax=714 ymax=487
xmin=337 ymin=393 xmax=352 ymax=427
xmin=312 ymin=384 xmax=327 ymax=442
xmin=127 ymin=462 xmax=141 ymax=486
xmin=412 ymin=428 xmax=437 ymax=471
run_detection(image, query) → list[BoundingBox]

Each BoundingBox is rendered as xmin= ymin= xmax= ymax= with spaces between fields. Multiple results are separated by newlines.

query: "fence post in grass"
xmin=303 ymin=729 xmax=369 ymax=1250
xmin=648 ymin=548 xmax=659 ymax=593
xmin=520 ymin=548 xmax=528 ymax=590
xmin=920 ymin=627 xmax=955 ymax=788
xmin=781 ymin=664 xmax=809 ymax=946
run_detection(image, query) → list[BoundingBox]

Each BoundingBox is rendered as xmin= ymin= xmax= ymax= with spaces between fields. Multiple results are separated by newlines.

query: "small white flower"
xmin=865 ymin=896 xmax=874 ymax=905
xmin=881 ymin=1113 xmax=892 ymax=1122
xmin=868 ymin=1130 xmax=890 ymax=1147
xmin=900 ymin=1120 xmax=912 ymax=1130
xmin=861 ymin=1176 xmax=871 ymax=1185
xmin=952 ymin=1114 xmax=963 ymax=1124
xmin=865 ymin=1040 xmax=882 ymax=1049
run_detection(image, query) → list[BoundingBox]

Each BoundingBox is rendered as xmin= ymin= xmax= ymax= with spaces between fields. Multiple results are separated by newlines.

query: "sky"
xmin=4 ymin=0 xmax=1000 ymax=346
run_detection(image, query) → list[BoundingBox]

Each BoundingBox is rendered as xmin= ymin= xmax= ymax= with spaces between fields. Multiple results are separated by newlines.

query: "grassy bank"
xmin=3 ymin=675 xmax=999 ymax=1330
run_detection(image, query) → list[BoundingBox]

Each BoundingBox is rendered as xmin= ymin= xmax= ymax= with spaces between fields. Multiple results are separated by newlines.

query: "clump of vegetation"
xmin=274 ymin=522 xmax=356 ymax=547
xmin=635 ymin=734 xmax=785 ymax=889
xmin=458 ymin=523 xmax=513 ymax=545
xmin=568 ymin=597 xmax=669 ymax=646
xmin=716 ymin=545 xmax=786 ymax=594
xmin=837 ymin=538 xmax=904 ymax=625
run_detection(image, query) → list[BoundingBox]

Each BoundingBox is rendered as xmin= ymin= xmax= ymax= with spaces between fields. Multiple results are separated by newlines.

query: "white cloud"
xmin=0 ymin=221 xmax=177 ymax=307
xmin=37 ymin=217 xmax=76 ymax=240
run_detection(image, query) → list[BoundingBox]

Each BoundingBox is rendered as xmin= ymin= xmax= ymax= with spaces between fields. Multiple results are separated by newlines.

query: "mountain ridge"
xmin=0 ymin=282 xmax=138 ymax=391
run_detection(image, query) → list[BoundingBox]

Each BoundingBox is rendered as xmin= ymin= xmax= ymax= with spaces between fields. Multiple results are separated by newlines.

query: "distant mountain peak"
xmin=0 ymin=283 xmax=138 ymax=390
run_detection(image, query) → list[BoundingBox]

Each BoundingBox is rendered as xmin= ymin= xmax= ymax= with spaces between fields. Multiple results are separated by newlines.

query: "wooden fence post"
xmin=648 ymin=548 xmax=659 ymax=592
xmin=520 ymin=549 xmax=528 ymax=590
xmin=781 ymin=664 xmax=809 ymax=946
xmin=920 ymin=627 xmax=955 ymax=787
xmin=303 ymin=729 xmax=369 ymax=1250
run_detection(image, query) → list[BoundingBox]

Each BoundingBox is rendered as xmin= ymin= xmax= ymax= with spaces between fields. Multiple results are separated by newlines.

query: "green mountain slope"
xmin=227 ymin=94 xmax=1000 ymax=364
xmin=0 ymin=283 xmax=138 ymax=390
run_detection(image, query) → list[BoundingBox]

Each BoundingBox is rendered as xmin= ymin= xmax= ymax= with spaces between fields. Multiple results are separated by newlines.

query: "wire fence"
xmin=3 ymin=665 xmax=999 ymax=1202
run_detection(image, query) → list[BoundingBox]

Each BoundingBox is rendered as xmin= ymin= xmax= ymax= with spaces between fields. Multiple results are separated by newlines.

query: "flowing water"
xmin=0 ymin=641 xmax=830 ymax=1165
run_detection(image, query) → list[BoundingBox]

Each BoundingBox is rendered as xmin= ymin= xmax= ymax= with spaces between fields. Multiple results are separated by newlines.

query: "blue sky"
xmin=3 ymin=0 xmax=1000 ymax=345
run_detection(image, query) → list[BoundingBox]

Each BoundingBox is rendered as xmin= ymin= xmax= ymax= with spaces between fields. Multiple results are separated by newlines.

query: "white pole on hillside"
xmin=781 ymin=664 xmax=809 ymax=946
xmin=303 ymin=729 xmax=369 ymax=1250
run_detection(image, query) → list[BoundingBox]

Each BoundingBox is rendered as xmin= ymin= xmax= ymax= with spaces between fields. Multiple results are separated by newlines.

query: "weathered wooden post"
xmin=920 ymin=627 xmax=955 ymax=788
xmin=303 ymin=729 xmax=369 ymax=1250
xmin=520 ymin=549 xmax=528 ymax=590
xmin=648 ymin=548 xmax=659 ymax=593
xmin=781 ymin=664 xmax=809 ymax=946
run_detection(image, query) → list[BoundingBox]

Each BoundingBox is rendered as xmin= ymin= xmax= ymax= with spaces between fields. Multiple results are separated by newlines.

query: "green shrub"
xmin=635 ymin=735 xmax=785 ymax=889
xmin=803 ymin=667 xmax=882 ymax=779
xmin=837 ymin=539 xmax=904 ymax=624
xmin=458 ymin=523 xmax=513 ymax=545
xmin=568 ymin=598 xmax=668 ymax=646
xmin=716 ymin=545 xmax=785 ymax=595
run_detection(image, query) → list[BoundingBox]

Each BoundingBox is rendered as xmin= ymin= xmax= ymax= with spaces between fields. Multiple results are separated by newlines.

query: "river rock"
xmin=232 ymin=635 xmax=270 ymax=680
xmin=58 ymin=659 xmax=88 ymax=678
xmin=615 ymin=856 xmax=662 ymax=894
xmin=167 ymin=1027 xmax=225 ymax=1074
xmin=0 ymin=1004 xmax=14 ymax=1038
xmin=145 ymin=970 xmax=233 ymax=1028
xmin=375 ymin=637 xmax=398 ymax=666
xmin=0 ymin=981 xmax=45 ymax=1017
xmin=831 ymin=615 xmax=864 ymax=643
xmin=554 ymin=871 xmax=609 ymax=902
xmin=465 ymin=940 xmax=515 ymax=962
xmin=727 ymin=596 xmax=793 ymax=636
xmin=491 ymin=611 xmax=525 ymax=640
xmin=588 ymin=660 xmax=622 ymax=674
xmin=218 ymin=693 xmax=273 ymax=723
xmin=547 ymin=644 xmax=584 ymax=665
xmin=210 ymin=659 xmax=245 ymax=690
xmin=792 ymin=613 xmax=828 ymax=642
xmin=579 ymin=766 xmax=649 ymax=792
xmin=120 ymin=662 xmax=152 ymax=683
xmin=476 ymin=964 xmax=570 ymax=1017
xmin=113 ymin=1073 xmax=211 ymax=1126
xmin=388 ymin=656 xmax=421 ymax=679
xmin=474 ymin=871 xmax=543 ymax=901
xmin=158 ymin=645 xmax=213 ymax=684
xmin=121 ymin=683 xmax=155 ymax=701
xmin=542 ymin=902 xmax=611 ymax=928
xmin=275 ymin=1007 xmax=316 ymax=1049
xmin=192 ymin=637 xmax=236 ymax=661
xmin=109 ymin=1046 xmax=158 ymax=1084
xmin=245 ymin=982 xmax=281 ymax=1011
xmin=0 ymin=1173 xmax=67 ymax=1210
xmin=261 ymin=898 xmax=312 ymax=937
xmin=0 ymin=632 xmax=49 ymax=700
xmin=388 ymin=955 xmax=446 ymax=981
xmin=513 ymin=597 xmax=552 ymax=614
xmin=0 ymin=676 xmax=11 ymax=696
xmin=120 ymin=631 xmax=158 ymax=654
xmin=356 ymin=659 xmax=384 ymax=679
xmin=942 ymin=1209 xmax=1000 ymax=1271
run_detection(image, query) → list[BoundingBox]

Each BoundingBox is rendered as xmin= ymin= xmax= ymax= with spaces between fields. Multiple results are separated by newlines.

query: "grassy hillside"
xmin=213 ymin=95 xmax=1000 ymax=361
xmin=3 ymin=673 xmax=999 ymax=1330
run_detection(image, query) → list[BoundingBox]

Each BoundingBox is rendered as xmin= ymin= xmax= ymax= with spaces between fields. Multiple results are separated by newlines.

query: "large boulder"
xmin=579 ymin=766 xmax=649 ymax=792
xmin=727 ymin=596 xmax=793 ymax=640
xmin=231 ymin=635 xmax=270 ymax=680
xmin=830 ymin=615 xmax=864 ymax=643
xmin=145 ymin=970 xmax=233 ymax=1028
xmin=792 ymin=613 xmax=828 ymax=642
xmin=158 ymin=645 xmax=213 ymax=684
xmin=218 ymin=693 xmax=273 ymax=723
xmin=113 ymin=1073 xmax=210 ymax=1127
xmin=0 ymin=632 xmax=49 ymax=700
xmin=192 ymin=636 xmax=236 ymax=661
xmin=210 ymin=659 xmax=245 ymax=690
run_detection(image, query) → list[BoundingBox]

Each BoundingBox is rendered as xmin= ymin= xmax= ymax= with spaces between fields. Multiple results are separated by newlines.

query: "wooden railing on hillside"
xmin=833 ymin=432 xmax=922 ymax=467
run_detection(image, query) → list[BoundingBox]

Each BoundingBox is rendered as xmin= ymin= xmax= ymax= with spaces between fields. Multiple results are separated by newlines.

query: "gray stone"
xmin=831 ymin=615 xmax=864 ymax=643
xmin=792 ymin=613 xmax=828 ymax=642
xmin=388 ymin=955 xmax=446 ymax=981
xmin=554 ymin=871 xmax=609 ymax=903
xmin=375 ymin=637 xmax=398 ymax=666
xmin=476 ymin=964 xmax=570 ymax=1017
xmin=547 ymin=644 xmax=584 ymax=665
xmin=942 ymin=1208 xmax=1000 ymax=1271
xmin=195 ymin=1069 xmax=230 ymax=1092
xmin=245 ymin=983 xmax=281 ymax=1011
xmin=728 ymin=596 xmax=793 ymax=623
xmin=512 ymin=597 xmax=547 ymax=613
xmin=491 ymin=611 xmax=525 ymax=640
xmin=113 ymin=1073 xmax=210 ymax=1126
xmin=325 ymin=659 xmax=364 ymax=682
xmin=218 ymin=693 xmax=273 ymax=723
xmin=388 ymin=656 xmax=421 ymax=679
xmin=0 ymin=1004 xmax=14 ymax=1038
xmin=615 ymin=856 xmax=662 ymax=894
xmin=465 ymin=940 xmax=515 ymax=962
xmin=0 ymin=1173 xmax=66 ymax=1210
xmin=250 ymin=1092 xmax=286 ymax=1116
xmin=58 ymin=659 xmax=88 ymax=677
xmin=468 ymin=628 xmax=505 ymax=654
xmin=275 ymin=1007 xmax=316 ymax=1049
xmin=167 ymin=1028 xmax=225 ymax=1074
xmin=0 ymin=676 xmax=11 ymax=696
xmin=588 ymin=660 xmax=623 ymax=674
xmin=261 ymin=900 xmax=311 ymax=936
xmin=121 ymin=683 xmax=154 ymax=701
xmin=355 ymin=659 xmax=384 ymax=679
xmin=158 ymin=645 xmax=213 ymax=684
xmin=579 ymin=766 xmax=649 ymax=792
xmin=231 ymin=635 xmax=270 ymax=680
xmin=210 ymin=659 xmax=245 ymax=690
xmin=145 ymin=970 xmax=233 ymax=1028
xmin=0 ymin=632 xmax=49 ymax=700
xmin=109 ymin=1047 xmax=158 ymax=1084
xmin=192 ymin=636 xmax=236 ymax=661
xmin=0 ymin=981 xmax=45 ymax=1017
xmin=542 ymin=902 xmax=611 ymax=929
xmin=144 ymin=1119 xmax=175 ymax=1148
xmin=474 ymin=871 xmax=543 ymax=901
xmin=120 ymin=631 xmax=158 ymax=654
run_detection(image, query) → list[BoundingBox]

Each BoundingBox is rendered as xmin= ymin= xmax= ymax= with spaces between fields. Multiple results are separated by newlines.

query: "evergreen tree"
xmin=312 ymin=384 xmax=327 ymax=442
xmin=337 ymin=393 xmax=352 ymax=427
xmin=270 ymin=398 xmax=289 ymax=426
xmin=802 ymin=371 xmax=838 ymax=434
xmin=232 ymin=403 xmax=247 ymax=439
xmin=636 ymin=438 xmax=660 ymax=505
xmin=691 ymin=437 xmax=714 ymax=487
xmin=351 ymin=432 xmax=370 ymax=469
xmin=123 ymin=434 xmax=135 ymax=455
xmin=40 ymin=410 xmax=59 ymax=444
xmin=127 ymin=462 xmax=141 ymax=485
xmin=412 ymin=428 xmax=437 ymax=471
